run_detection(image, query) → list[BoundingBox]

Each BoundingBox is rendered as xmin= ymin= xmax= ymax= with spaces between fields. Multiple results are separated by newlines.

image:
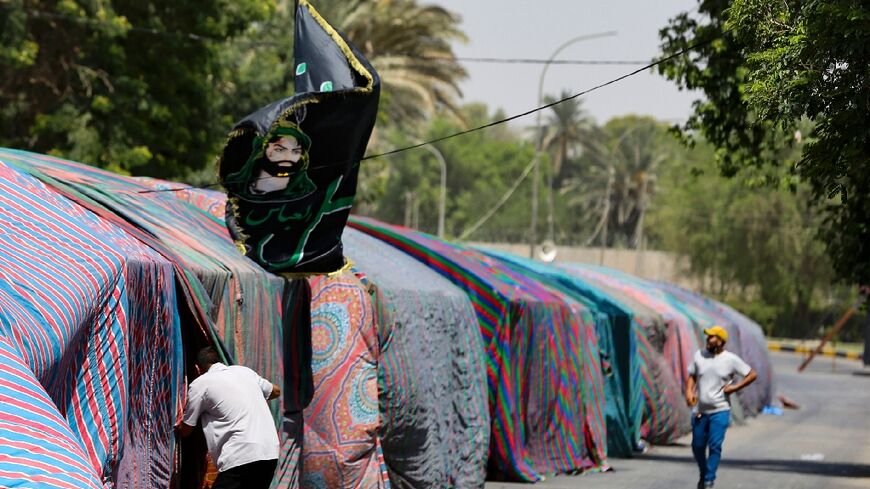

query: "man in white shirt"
xmin=686 ymin=326 xmax=757 ymax=489
xmin=180 ymin=347 xmax=281 ymax=489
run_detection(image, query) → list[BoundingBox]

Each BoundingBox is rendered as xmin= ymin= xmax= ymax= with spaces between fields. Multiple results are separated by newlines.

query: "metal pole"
xmin=421 ymin=145 xmax=448 ymax=239
xmin=598 ymin=166 xmax=613 ymax=265
xmin=798 ymin=293 xmax=867 ymax=372
xmin=530 ymin=157 xmax=539 ymax=258
xmin=404 ymin=191 xmax=412 ymax=227
xmin=531 ymin=31 xmax=617 ymax=259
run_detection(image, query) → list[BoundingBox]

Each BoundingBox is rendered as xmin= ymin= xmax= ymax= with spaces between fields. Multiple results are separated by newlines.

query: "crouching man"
xmin=180 ymin=346 xmax=281 ymax=489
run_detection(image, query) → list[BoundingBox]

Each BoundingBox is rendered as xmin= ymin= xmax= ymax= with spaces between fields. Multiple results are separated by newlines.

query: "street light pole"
xmin=530 ymin=31 xmax=617 ymax=258
xmin=421 ymin=144 xmax=448 ymax=239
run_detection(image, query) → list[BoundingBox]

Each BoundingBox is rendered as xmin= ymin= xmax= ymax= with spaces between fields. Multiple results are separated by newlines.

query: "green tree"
xmin=1 ymin=0 xmax=274 ymax=178
xmin=361 ymin=103 xmax=536 ymax=241
xmin=212 ymin=4 xmax=296 ymax=135
xmin=558 ymin=116 xmax=674 ymax=247
xmin=658 ymin=0 xmax=870 ymax=285
xmin=648 ymin=140 xmax=859 ymax=339
xmin=540 ymin=92 xmax=595 ymax=188
xmin=318 ymin=0 xmax=468 ymax=130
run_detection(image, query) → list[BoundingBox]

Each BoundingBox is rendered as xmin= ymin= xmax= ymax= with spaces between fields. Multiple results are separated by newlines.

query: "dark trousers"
xmin=212 ymin=459 xmax=278 ymax=489
xmin=863 ymin=312 xmax=870 ymax=366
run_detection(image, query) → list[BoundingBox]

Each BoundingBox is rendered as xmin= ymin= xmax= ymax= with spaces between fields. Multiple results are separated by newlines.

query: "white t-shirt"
xmin=688 ymin=349 xmax=752 ymax=414
xmin=183 ymin=363 xmax=279 ymax=471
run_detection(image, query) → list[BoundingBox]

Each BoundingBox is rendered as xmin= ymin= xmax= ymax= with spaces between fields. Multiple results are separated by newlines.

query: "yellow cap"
xmin=704 ymin=325 xmax=728 ymax=342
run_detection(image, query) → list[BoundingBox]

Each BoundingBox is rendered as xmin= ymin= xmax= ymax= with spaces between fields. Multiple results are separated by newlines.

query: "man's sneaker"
xmin=697 ymin=481 xmax=706 ymax=489
xmin=704 ymin=481 xmax=715 ymax=488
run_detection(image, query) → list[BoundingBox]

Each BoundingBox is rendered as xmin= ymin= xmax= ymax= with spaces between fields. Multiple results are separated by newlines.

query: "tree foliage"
xmin=0 ymin=0 xmax=275 ymax=178
xmin=658 ymin=0 xmax=870 ymax=285
xmin=0 ymin=0 xmax=467 ymax=181
xmin=540 ymin=92 xmax=595 ymax=189
xmin=320 ymin=0 xmax=468 ymax=129
xmin=649 ymin=144 xmax=857 ymax=339
xmin=361 ymin=103 xmax=536 ymax=241
xmin=557 ymin=115 xmax=676 ymax=247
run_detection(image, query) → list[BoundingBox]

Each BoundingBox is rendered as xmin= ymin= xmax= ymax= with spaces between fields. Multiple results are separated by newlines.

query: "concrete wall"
xmin=471 ymin=242 xmax=697 ymax=289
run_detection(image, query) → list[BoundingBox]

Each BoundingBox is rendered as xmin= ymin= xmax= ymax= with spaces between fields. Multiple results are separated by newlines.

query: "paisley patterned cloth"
xmin=283 ymin=271 xmax=388 ymax=489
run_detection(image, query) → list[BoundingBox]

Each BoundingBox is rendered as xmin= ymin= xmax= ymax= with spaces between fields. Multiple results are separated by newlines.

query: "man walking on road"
xmin=686 ymin=326 xmax=758 ymax=488
xmin=180 ymin=346 xmax=282 ymax=489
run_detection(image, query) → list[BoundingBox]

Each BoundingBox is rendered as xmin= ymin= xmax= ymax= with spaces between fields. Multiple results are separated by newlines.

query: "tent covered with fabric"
xmin=139 ymin=183 xmax=390 ymax=489
xmin=593 ymin=287 xmax=691 ymax=444
xmin=560 ymin=264 xmax=771 ymax=419
xmin=343 ymin=228 xmax=490 ymax=488
xmin=480 ymin=250 xmax=643 ymax=449
xmin=478 ymin=249 xmax=691 ymax=448
xmin=0 ymin=148 xmax=394 ymax=489
xmin=134 ymin=184 xmax=389 ymax=489
xmin=0 ymin=150 xmax=186 ymax=488
xmin=0 ymin=149 xmax=301 ymax=489
xmin=348 ymin=217 xmax=608 ymax=482
xmin=653 ymin=283 xmax=774 ymax=415
xmin=558 ymin=265 xmax=700 ymax=387
xmin=553 ymin=264 xmax=694 ymax=443
xmin=1 ymin=149 xmax=286 ymax=381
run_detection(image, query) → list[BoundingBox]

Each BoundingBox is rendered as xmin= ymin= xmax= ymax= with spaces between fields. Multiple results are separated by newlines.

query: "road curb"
xmin=767 ymin=341 xmax=863 ymax=360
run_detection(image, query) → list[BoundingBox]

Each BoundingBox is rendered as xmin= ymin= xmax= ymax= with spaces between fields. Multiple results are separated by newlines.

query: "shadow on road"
xmin=639 ymin=453 xmax=870 ymax=478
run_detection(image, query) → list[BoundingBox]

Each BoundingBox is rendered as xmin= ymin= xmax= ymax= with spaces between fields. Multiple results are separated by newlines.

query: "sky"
xmin=431 ymin=0 xmax=701 ymax=127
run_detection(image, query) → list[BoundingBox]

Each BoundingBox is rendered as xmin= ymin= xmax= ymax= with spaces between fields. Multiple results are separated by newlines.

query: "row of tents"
xmin=0 ymin=149 xmax=773 ymax=488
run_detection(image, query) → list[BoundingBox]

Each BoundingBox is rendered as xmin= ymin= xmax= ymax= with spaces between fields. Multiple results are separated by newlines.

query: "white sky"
xmin=431 ymin=0 xmax=701 ymax=127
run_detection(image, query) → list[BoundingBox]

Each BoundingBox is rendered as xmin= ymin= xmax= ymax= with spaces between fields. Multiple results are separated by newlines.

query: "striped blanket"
xmin=349 ymin=217 xmax=607 ymax=482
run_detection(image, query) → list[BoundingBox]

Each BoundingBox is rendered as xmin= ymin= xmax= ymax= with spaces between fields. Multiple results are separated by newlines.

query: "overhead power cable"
xmin=360 ymin=33 xmax=716 ymax=161
xmin=14 ymin=6 xmax=647 ymax=64
xmin=137 ymin=31 xmax=718 ymax=194
xmin=425 ymin=56 xmax=650 ymax=65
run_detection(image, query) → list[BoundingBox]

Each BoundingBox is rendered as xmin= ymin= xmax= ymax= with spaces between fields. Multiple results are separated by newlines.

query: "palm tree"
xmin=536 ymin=93 xmax=599 ymax=241
xmin=608 ymin=117 xmax=668 ymax=248
xmin=540 ymin=93 xmax=597 ymax=188
xmin=560 ymin=116 xmax=670 ymax=248
xmin=318 ymin=0 xmax=469 ymax=130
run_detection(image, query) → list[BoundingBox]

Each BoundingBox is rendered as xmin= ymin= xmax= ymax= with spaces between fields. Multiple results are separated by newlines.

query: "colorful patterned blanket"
xmin=349 ymin=217 xmax=607 ymax=482
xmin=299 ymin=271 xmax=387 ymax=489
xmin=344 ymin=228 xmax=490 ymax=488
xmin=0 ymin=153 xmax=184 ymax=488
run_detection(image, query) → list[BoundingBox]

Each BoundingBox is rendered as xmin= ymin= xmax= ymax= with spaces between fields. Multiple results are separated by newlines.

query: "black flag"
xmin=219 ymin=0 xmax=380 ymax=275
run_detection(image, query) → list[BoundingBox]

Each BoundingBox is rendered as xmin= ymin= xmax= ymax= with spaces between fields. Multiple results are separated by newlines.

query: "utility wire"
xmin=14 ymin=6 xmax=647 ymax=64
xmin=428 ymin=56 xmax=650 ymax=66
xmin=138 ymin=30 xmax=718 ymax=194
xmin=457 ymin=154 xmax=540 ymax=240
xmin=361 ymin=33 xmax=713 ymax=160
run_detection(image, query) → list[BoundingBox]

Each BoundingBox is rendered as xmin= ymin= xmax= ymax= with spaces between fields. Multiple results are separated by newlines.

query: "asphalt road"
xmin=486 ymin=351 xmax=870 ymax=489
